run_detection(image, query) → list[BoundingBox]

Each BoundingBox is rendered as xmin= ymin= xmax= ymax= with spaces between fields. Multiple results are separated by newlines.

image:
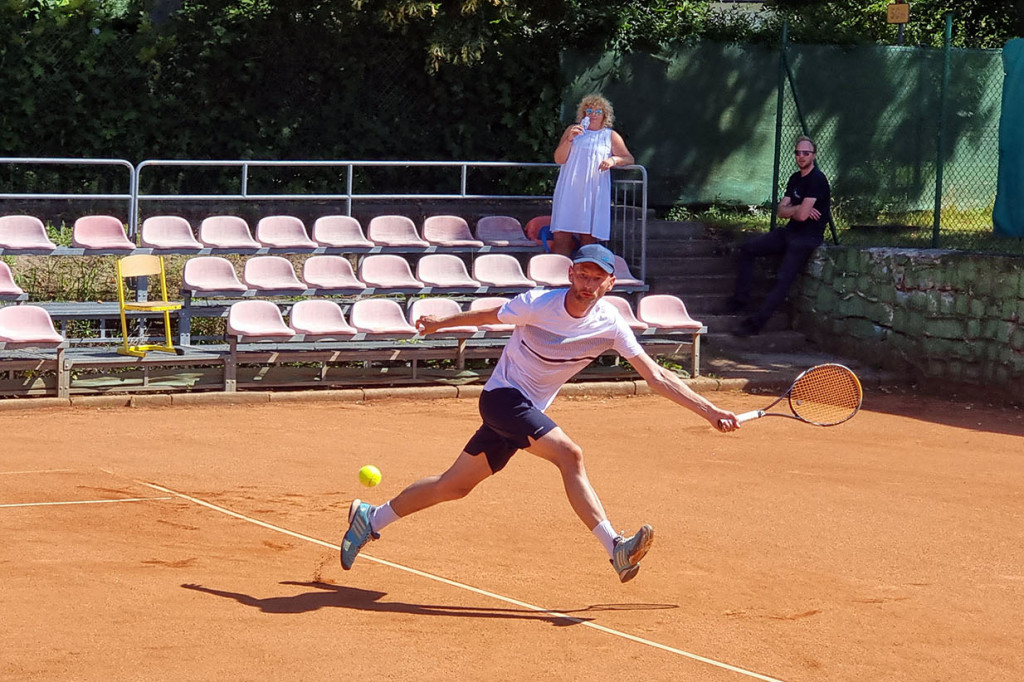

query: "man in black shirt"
xmin=726 ymin=135 xmax=831 ymax=337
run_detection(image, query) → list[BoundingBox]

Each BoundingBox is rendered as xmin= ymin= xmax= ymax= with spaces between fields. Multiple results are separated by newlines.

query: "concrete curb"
xmin=0 ymin=397 xmax=72 ymax=411
xmin=269 ymin=389 xmax=365 ymax=403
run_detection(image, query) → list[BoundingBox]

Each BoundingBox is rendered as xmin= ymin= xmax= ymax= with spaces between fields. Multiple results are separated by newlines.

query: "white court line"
xmin=0 ymin=468 xmax=76 ymax=476
xmin=0 ymin=496 xmax=172 ymax=509
xmin=137 ymin=480 xmax=787 ymax=682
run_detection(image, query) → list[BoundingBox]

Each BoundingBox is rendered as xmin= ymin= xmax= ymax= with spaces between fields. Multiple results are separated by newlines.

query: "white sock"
xmin=369 ymin=501 xmax=399 ymax=534
xmin=592 ymin=519 xmax=618 ymax=559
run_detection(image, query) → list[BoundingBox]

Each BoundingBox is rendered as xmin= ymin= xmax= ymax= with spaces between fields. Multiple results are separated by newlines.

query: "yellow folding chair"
xmin=116 ymin=254 xmax=182 ymax=357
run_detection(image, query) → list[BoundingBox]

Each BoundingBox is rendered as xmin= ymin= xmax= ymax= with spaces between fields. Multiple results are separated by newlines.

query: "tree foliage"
xmin=762 ymin=0 xmax=1024 ymax=48
xmin=0 ymin=0 xmax=1018 ymax=193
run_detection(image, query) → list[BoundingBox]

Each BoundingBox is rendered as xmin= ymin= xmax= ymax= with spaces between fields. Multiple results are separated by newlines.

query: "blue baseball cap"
xmin=571 ymin=243 xmax=615 ymax=274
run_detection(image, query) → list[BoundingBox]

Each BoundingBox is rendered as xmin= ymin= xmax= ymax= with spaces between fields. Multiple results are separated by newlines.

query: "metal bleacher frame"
xmin=0 ymin=157 xmax=711 ymax=397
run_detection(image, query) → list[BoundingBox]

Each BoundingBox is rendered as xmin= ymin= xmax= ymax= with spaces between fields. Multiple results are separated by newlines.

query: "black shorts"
xmin=463 ymin=387 xmax=558 ymax=473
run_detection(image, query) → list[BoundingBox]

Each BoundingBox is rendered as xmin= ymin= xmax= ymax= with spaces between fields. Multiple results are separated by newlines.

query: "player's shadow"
xmin=181 ymin=581 xmax=677 ymax=628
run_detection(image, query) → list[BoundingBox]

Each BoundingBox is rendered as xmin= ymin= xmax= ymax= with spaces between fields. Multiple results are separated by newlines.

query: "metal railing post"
xmin=771 ymin=22 xmax=788 ymax=232
xmin=932 ymin=13 xmax=953 ymax=249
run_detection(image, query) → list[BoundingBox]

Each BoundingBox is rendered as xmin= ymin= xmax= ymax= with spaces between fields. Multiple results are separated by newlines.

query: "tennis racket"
xmin=731 ymin=363 xmax=863 ymax=427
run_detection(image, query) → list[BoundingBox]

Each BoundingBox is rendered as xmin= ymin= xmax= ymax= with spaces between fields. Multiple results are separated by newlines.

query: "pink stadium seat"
xmin=637 ymin=295 xmax=703 ymax=330
xmin=469 ymin=297 xmax=514 ymax=332
xmin=0 ymin=215 xmax=57 ymax=249
xmin=0 ymin=262 xmax=25 ymax=296
xmin=312 ymin=216 xmax=373 ymax=248
xmin=475 ymin=216 xmax=534 ymax=247
xmin=421 ymin=215 xmax=484 ymax=247
xmin=72 ymin=215 xmax=135 ymax=250
xmin=227 ymin=301 xmax=295 ymax=338
xmin=0 ymin=305 xmax=64 ymax=345
xmin=358 ymin=255 xmax=424 ymax=289
xmin=408 ymin=298 xmax=477 ymax=333
xmin=182 ymin=256 xmax=248 ymax=293
xmin=348 ymin=299 xmax=418 ymax=335
xmin=471 ymin=254 xmax=536 ymax=288
xmin=256 ymin=215 xmax=317 ymax=248
xmin=612 ymin=256 xmax=644 ymax=287
xmin=367 ymin=215 xmax=429 ymax=247
xmin=139 ymin=216 xmax=202 ymax=249
xmin=605 ymin=296 xmax=648 ymax=331
xmin=288 ymin=300 xmax=357 ymax=337
xmin=198 ymin=215 xmax=260 ymax=249
xmin=301 ymin=256 xmax=366 ymax=290
xmin=527 ymin=253 xmax=572 ymax=287
xmin=524 ymin=215 xmax=553 ymax=246
xmin=243 ymin=256 xmax=307 ymax=291
xmin=416 ymin=254 xmax=481 ymax=288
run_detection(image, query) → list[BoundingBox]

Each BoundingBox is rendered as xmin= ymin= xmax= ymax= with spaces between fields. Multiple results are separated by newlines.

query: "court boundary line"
xmin=138 ymin=479 xmax=787 ymax=682
xmin=0 ymin=496 xmax=172 ymax=508
xmin=0 ymin=468 xmax=76 ymax=475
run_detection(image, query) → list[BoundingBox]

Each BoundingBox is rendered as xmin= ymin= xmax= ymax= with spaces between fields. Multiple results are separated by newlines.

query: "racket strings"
xmin=789 ymin=365 xmax=863 ymax=425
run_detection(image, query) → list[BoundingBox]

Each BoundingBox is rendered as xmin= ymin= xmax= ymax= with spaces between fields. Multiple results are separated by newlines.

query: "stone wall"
xmin=794 ymin=246 xmax=1024 ymax=403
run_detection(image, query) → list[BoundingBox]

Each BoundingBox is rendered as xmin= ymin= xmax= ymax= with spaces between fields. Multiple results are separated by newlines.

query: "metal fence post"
xmin=771 ymin=22 xmax=788 ymax=232
xmin=933 ymin=13 xmax=953 ymax=248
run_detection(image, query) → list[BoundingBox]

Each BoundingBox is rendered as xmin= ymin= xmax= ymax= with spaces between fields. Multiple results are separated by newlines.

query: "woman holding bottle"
xmin=550 ymin=94 xmax=635 ymax=256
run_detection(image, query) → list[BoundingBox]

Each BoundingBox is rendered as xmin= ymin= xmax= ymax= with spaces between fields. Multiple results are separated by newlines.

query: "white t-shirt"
xmin=483 ymin=288 xmax=644 ymax=411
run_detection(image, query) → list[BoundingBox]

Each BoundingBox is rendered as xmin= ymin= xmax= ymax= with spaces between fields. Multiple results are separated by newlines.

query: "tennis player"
xmin=342 ymin=244 xmax=740 ymax=582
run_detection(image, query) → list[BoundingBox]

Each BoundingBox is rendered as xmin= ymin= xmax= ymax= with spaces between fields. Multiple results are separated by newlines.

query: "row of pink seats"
xmin=0 ymin=214 xmax=539 ymax=251
xmin=183 ymin=253 xmax=644 ymax=294
xmin=226 ymin=294 xmax=701 ymax=342
xmin=228 ymin=298 xmax=508 ymax=340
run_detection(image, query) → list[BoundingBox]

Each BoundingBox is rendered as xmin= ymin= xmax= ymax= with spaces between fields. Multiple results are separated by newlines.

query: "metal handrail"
xmin=0 ymin=157 xmax=136 ymax=229
xmin=134 ymin=158 xmax=647 ymax=277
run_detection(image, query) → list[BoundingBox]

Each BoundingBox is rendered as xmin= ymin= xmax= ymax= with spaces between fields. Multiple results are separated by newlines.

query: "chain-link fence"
xmin=779 ymin=19 xmax=1008 ymax=252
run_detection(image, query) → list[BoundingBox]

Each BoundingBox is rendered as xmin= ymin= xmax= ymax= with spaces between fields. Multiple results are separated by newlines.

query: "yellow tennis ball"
xmin=358 ymin=465 xmax=382 ymax=488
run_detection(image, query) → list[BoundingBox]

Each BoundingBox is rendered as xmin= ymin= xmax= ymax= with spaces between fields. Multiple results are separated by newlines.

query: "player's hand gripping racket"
xmin=731 ymin=363 xmax=863 ymax=427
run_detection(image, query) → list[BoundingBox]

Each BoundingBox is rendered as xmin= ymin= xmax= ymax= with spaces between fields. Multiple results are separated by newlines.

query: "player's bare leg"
xmin=527 ymin=427 xmax=653 ymax=582
xmin=525 ymin=426 xmax=607 ymax=528
xmin=342 ymin=451 xmax=492 ymax=570
xmin=389 ymin=449 xmax=493 ymax=517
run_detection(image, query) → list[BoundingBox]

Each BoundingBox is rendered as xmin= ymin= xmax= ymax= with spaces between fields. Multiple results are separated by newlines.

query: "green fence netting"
xmin=994 ymin=38 xmax=1024 ymax=239
xmin=563 ymin=22 xmax=1012 ymax=253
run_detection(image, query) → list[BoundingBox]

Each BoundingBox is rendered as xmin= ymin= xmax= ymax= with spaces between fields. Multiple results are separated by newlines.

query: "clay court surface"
xmin=2 ymin=389 xmax=1022 ymax=681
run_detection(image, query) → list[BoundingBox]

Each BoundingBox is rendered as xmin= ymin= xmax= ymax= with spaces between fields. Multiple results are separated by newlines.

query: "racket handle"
xmin=736 ymin=410 xmax=764 ymax=424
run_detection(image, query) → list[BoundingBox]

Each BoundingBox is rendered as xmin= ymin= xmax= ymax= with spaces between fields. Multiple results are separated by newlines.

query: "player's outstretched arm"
xmin=417 ymin=306 xmax=503 ymax=335
xmin=628 ymin=352 xmax=739 ymax=432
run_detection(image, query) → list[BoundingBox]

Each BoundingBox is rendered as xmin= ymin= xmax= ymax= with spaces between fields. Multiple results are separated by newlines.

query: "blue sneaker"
xmin=340 ymin=499 xmax=379 ymax=570
xmin=611 ymin=524 xmax=654 ymax=583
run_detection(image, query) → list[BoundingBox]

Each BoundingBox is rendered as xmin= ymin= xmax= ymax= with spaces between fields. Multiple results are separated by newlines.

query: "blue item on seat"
xmin=539 ymin=226 xmax=553 ymax=253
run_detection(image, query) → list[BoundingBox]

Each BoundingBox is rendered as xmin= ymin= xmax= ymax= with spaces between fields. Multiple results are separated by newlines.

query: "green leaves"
xmin=1 ymin=0 xmax=1018 ymax=195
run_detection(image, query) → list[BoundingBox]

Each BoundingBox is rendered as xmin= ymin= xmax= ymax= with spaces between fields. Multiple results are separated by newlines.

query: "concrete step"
xmin=705 ymin=329 xmax=810 ymax=354
xmin=641 ymin=238 xmax=722 ymax=257
xmin=644 ymin=219 xmax=707 ymax=240
xmin=648 ymin=273 xmax=735 ymax=295
xmin=671 ymin=292 xmax=734 ymax=315
xmin=708 ymin=312 xmax=789 ymax=332
xmin=644 ymin=255 xmax=735 ymax=277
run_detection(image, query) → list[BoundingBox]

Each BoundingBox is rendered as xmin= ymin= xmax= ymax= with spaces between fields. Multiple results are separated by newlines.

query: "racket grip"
xmin=736 ymin=410 xmax=764 ymax=424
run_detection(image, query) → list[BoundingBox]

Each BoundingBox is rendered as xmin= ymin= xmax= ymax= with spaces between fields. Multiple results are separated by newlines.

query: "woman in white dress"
xmin=550 ymin=94 xmax=635 ymax=256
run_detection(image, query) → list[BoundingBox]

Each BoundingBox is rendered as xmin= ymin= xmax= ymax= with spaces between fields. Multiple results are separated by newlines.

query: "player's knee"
xmin=555 ymin=442 xmax=585 ymax=473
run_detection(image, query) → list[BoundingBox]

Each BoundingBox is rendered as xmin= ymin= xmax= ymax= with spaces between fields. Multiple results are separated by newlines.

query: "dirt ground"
xmin=1 ymin=389 xmax=1022 ymax=681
